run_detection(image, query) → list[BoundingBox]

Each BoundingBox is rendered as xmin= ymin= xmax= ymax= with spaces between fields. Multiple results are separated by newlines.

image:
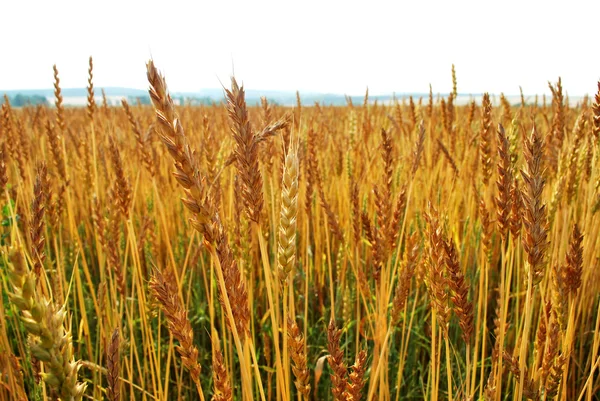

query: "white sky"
xmin=1 ymin=0 xmax=599 ymax=96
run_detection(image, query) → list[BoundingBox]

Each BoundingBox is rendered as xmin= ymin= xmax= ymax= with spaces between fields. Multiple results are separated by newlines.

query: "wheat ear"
xmin=480 ymin=93 xmax=493 ymax=185
xmin=288 ymin=317 xmax=311 ymax=400
xmin=225 ymin=77 xmax=264 ymax=223
xmin=211 ymin=336 xmax=233 ymax=401
xmin=7 ymin=250 xmax=87 ymax=400
xmin=344 ymin=349 xmax=368 ymax=401
xmin=327 ymin=319 xmax=347 ymax=401
xmin=149 ymin=269 xmax=202 ymax=385
xmin=106 ymin=328 xmax=121 ymax=401
xmin=278 ymin=143 xmax=299 ymax=286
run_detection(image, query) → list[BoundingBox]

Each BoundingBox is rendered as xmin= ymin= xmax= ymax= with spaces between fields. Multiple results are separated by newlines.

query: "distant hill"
xmin=1 ymin=87 xmax=151 ymax=107
xmin=8 ymin=87 xmax=578 ymax=107
xmin=0 ymin=87 xmax=440 ymax=107
xmin=1 ymin=87 xmax=148 ymax=98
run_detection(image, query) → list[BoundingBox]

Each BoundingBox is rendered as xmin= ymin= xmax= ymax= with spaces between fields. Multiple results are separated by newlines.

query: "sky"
xmin=1 ymin=0 xmax=599 ymax=96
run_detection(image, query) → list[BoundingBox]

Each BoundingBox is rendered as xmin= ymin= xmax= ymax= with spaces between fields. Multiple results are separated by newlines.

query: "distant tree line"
xmin=1 ymin=94 xmax=49 ymax=107
xmin=128 ymin=95 xmax=216 ymax=107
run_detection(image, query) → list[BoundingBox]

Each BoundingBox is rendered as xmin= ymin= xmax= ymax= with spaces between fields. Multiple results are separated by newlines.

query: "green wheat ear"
xmin=6 ymin=249 xmax=87 ymax=401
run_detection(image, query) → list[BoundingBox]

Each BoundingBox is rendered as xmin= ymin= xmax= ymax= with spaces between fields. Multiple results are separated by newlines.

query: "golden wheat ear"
xmin=327 ymin=319 xmax=347 ymax=401
xmin=593 ymin=81 xmax=600 ymax=140
xmin=87 ymin=56 xmax=96 ymax=122
xmin=288 ymin=317 xmax=311 ymax=400
xmin=149 ymin=268 xmax=202 ymax=383
xmin=225 ymin=76 xmax=264 ymax=224
xmin=443 ymin=238 xmax=474 ymax=343
xmin=521 ymin=124 xmax=548 ymax=285
xmin=479 ymin=93 xmax=493 ymax=186
xmin=277 ymin=143 xmax=299 ymax=286
xmin=343 ymin=349 xmax=367 ymax=401
xmin=146 ymin=59 xmax=216 ymax=242
xmin=106 ymin=328 xmax=121 ymax=401
xmin=211 ymin=336 xmax=233 ymax=401
xmin=495 ymin=123 xmax=512 ymax=241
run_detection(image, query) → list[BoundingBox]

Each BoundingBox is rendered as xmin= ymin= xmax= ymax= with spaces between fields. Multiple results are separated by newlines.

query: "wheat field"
xmin=0 ymin=59 xmax=599 ymax=401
